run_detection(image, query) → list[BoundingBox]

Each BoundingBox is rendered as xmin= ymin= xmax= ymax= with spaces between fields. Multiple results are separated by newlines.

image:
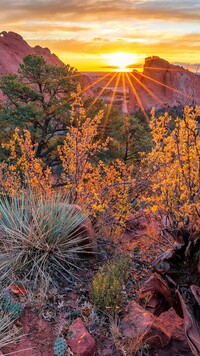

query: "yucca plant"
xmin=0 ymin=192 xmax=94 ymax=292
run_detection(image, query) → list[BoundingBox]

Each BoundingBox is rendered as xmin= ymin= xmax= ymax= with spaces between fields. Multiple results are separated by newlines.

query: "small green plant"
xmin=91 ymin=254 xmax=131 ymax=314
xmin=1 ymin=294 xmax=11 ymax=310
xmin=54 ymin=337 xmax=67 ymax=356
xmin=0 ymin=192 xmax=95 ymax=293
xmin=0 ymin=294 xmax=23 ymax=320
xmin=8 ymin=302 xmax=23 ymax=320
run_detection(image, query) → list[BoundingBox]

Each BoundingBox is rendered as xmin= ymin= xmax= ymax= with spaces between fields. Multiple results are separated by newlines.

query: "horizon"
xmin=1 ymin=0 xmax=200 ymax=72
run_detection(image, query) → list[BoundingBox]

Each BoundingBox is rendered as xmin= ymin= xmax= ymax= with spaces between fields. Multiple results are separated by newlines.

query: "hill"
xmin=0 ymin=31 xmax=93 ymax=98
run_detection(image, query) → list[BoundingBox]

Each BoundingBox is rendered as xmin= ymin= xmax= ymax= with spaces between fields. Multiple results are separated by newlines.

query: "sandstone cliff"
xmin=0 ymin=31 xmax=93 ymax=97
xmin=129 ymin=56 xmax=200 ymax=113
xmin=0 ymin=31 xmax=64 ymax=74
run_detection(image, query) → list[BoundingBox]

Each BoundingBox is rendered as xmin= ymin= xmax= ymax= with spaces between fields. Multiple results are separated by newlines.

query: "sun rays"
xmin=43 ymin=60 xmax=196 ymax=131
xmin=83 ymin=65 xmax=196 ymax=126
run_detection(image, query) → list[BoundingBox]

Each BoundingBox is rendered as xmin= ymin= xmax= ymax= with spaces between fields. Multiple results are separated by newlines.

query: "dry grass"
xmin=110 ymin=317 xmax=150 ymax=356
xmin=0 ymin=309 xmax=22 ymax=350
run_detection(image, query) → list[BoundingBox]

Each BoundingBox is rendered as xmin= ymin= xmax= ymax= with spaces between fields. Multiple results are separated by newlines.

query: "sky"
xmin=1 ymin=0 xmax=200 ymax=71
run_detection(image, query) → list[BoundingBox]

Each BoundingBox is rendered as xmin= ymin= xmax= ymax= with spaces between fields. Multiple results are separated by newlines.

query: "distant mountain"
xmin=129 ymin=56 xmax=200 ymax=113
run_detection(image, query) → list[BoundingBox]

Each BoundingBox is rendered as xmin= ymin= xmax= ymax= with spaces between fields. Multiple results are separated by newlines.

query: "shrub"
xmin=141 ymin=106 xmax=200 ymax=228
xmin=0 ymin=95 xmax=134 ymax=236
xmin=0 ymin=192 xmax=95 ymax=293
xmin=90 ymin=254 xmax=131 ymax=314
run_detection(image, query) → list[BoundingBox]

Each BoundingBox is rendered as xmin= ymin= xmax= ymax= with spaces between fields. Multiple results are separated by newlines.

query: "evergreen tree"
xmin=0 ymin=54 xmax=79 ymax=166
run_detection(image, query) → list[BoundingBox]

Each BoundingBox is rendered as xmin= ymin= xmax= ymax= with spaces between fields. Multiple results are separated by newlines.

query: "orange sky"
xmin=1 ymin=0 xmax=200 ymax=71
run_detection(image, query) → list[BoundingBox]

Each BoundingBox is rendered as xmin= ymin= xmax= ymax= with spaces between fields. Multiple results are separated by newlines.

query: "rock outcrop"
xmin=129 ymin=56 xmax=200 ymax=113
xmin=0 ymin=31 xmax=93 ymax=98
xmin=0 ymin=31 xmax=64 ymax=75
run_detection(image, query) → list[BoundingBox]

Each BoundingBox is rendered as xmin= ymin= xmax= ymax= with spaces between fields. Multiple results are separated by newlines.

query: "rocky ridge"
xmin=0 ymin=31 xmax=93 ymax=97
xmin=1 ymin=32 xmax=199 ymax=113
xmin=0 ymin=31 xmax=64 ymax=74
xmin=129 ymin=56 xmax=200 ymax=112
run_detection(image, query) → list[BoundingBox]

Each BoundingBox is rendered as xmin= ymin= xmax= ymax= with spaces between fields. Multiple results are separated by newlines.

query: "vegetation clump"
xmin=0 ymin=192 xmax=94 ymax=293
xmin=0 ymin=54 xmax=79 ymax=166
xmin=91 ymin=254 xmax=131 ymax=314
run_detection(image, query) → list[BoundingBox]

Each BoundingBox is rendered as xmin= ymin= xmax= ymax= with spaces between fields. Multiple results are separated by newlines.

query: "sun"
xmin=104 ymin=52 xmax=138 ymax=71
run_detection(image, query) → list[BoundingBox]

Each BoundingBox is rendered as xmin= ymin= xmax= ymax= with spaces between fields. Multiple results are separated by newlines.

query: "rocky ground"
xmin=1 ymin=213 xmax=192 ymax=356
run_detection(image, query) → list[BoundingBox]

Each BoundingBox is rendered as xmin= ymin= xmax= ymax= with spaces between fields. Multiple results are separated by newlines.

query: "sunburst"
xmin=103 ymin=52 xmax=139 ymax=71
xmin=44 ymin=56 xmax=193 ymax=135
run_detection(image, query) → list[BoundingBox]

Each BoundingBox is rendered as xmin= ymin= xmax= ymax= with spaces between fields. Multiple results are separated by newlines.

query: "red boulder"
xmin=121 ymin=301 xmax=171 ymax=348
xmin=67 ymin=317 xmax=96 ymax=356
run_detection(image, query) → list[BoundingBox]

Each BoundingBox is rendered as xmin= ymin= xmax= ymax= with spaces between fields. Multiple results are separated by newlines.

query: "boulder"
xmin=157 ymin=308 xmax=192 ymax=354
xmin=67 ymin=317 xmax=96 ymax=356
xmin=69 ymin=204 xmax=96 ymax=253
xmin=120 ymin=301 xmax=171 ymax=348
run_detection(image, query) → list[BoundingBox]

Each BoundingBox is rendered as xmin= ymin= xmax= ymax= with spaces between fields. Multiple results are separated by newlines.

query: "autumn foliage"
xmin=1 ymin=94 xmax=200 ymax=234
xmin=1 ymin=128 xmax=53 ymax=196
xmin=142 ymin=106 xmax=200 ymax=227
xmin=0 ymin=95 xmax=134 ymax=233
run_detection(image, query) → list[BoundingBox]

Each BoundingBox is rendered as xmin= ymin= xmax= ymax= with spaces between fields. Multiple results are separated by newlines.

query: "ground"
xmin=1 ymin=213 xmax=192 ymax=356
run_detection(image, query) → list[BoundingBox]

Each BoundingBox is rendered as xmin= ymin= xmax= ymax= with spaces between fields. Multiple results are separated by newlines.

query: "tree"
xmin=0 ymin=55 xmax=79 ymax=166
xmin=108 ymin=113 xmax=152 ymax=164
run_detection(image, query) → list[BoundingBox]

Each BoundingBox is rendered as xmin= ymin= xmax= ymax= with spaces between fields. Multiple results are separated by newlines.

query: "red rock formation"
xmin=79 ymin=74 xmax=94 ymax=97
xmin=0 ymin=31 xmax=93 ymax=97
xmin=129 ymin=56 xmax=200 ymax=113
xmin=0 ymin=31 xmax=63 ymax=74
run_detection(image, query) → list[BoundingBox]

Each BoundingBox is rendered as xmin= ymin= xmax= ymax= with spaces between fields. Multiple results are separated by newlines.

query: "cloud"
xmin=93 ymin=37 xmax=110 ymax=42
xmin=100 ymin=65 xmax=119 ymax=69
xmin=4 ymin=23 xmax=91 ymax=33
xmin=127 ymin=63 xmax=144 ymax=68
xmin=1 ymin=0 xmax=199 ymax=69
xmin=1 ymin=0 xmax=200 ymax=25
xmin=27 ymin=32 xmax=200 ymax=56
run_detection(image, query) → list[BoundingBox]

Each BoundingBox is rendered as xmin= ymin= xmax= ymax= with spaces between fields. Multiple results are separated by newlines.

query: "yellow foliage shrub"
xmin=141 ymin=106 xmax=200 ymax=226
xmin=1 ymin=128 xmax=53 ymax=196
xmin=0 ymin=95 xmax=134 ymax=235
xmin=58 ymin=100 xmax=134 ymax=232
